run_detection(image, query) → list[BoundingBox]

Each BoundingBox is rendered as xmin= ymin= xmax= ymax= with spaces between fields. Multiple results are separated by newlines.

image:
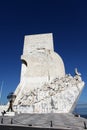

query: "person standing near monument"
xmin=7 ymin=92 xmax=16 ymax=112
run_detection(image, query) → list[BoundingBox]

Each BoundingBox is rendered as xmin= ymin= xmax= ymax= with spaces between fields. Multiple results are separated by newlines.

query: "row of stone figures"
xmin=18 ymin=74 xmax=82 ymax=105
xmin=13 ymin=69 xmax=84 ymax=113
xmin=1 ymin=69 xmax=82 ymax=113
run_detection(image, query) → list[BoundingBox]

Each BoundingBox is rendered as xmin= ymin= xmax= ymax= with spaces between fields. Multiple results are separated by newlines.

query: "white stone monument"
xmin=14 ymin=33 xmax=84 ymax=113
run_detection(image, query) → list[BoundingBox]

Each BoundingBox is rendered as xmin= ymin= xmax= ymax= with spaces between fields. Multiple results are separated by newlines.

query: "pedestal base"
xmin=4 ymin=112 xmax=15 ymax=116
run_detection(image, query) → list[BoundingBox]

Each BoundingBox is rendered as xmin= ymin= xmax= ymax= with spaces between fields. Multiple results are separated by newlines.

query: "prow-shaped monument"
xmin=14 ymin=33 xmax=84 ymax=113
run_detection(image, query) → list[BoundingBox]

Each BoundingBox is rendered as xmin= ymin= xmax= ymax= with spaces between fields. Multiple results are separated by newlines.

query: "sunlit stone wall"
xmin=14 ymin=33 xmax=84 ymax=113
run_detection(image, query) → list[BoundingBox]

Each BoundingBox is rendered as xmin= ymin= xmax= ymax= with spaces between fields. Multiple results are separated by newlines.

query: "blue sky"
xmin=0 ymin=0 xmax=87 ymax=104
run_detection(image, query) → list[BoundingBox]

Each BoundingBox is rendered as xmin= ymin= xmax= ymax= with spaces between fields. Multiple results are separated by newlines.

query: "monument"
xmin=13 ymin=33 xmax=84 ymax=113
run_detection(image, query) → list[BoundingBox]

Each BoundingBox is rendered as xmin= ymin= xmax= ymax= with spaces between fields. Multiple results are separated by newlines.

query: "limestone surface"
xmin=13 ymin=33 xmax=84 ymax=113
xmin=14 ymin=33 xmax=65 ymax=105
xmin=14 ymin=74 xmax=84 ymax=113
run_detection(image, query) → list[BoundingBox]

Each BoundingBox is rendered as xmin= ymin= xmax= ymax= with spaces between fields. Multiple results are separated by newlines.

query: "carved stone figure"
xmin=75 ymin=68 xmax=81 ymax=76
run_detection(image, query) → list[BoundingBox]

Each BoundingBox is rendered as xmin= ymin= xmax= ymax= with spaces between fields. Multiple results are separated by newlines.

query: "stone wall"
xmin=14 ymin=74 xmax=84 ymax=113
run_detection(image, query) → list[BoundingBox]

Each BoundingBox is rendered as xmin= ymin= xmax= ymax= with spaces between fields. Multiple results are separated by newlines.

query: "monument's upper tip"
xmin=25 ymin=33 xmax=53 ymax=37
xmin=23 ymin=33 xmax=54 ymax=54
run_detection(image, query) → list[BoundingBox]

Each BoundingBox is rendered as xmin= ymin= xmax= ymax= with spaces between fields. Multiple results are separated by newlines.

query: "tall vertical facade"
xmin=14 ymin=33 xmax=84 ymax=113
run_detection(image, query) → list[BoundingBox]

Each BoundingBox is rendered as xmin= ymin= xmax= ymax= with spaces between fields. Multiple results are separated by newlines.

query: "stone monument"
xmin=13 ymin=33 xmax=84 ymax=113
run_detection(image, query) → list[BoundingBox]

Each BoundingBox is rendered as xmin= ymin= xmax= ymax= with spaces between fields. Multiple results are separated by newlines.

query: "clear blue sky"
xmin=0 ymin=0 xmax=87 ymax=104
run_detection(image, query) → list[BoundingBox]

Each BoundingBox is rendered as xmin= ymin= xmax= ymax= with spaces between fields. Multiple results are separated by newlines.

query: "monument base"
xmin=4 ymin=112 xmax=15 ymax=116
